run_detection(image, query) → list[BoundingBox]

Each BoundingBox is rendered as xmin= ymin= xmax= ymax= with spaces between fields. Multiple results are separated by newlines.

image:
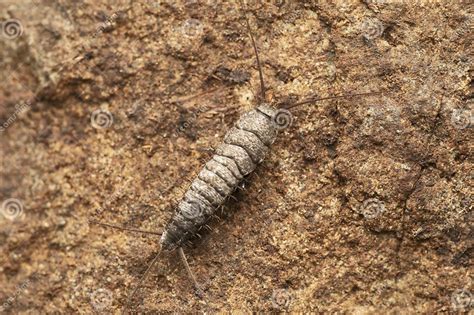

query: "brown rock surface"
xmin=0 ymin=0 xmax=472 ymax=313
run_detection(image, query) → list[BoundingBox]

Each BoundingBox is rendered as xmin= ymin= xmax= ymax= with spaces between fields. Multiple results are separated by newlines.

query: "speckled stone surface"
xmin=0 ymin=0 xmax=472 ymax=313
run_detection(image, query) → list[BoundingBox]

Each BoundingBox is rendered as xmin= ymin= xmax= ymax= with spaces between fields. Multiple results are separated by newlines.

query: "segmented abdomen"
xmin=160 ymin=105 xmax=278 ymax=251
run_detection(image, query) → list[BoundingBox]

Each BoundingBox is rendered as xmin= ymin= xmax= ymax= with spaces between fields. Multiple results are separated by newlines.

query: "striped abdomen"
xmin=160 ymin=104 xmax=278 ymax=251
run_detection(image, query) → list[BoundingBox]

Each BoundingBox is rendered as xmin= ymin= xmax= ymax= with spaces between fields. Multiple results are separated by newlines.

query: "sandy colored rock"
xmin=0 ymin=0 xmax=472 ymax=314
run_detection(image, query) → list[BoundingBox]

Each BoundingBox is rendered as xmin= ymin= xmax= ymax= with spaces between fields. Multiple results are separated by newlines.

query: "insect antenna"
xmin=89 ymin=219 xmax=162 ymax=236
xmin=123 ymin=249 xmax=163 ymax=315
xmin=281 ymin=91 xmax=381 ymax=110
xmin=240 ymin=1 xmax=266 ymax=103
xmin=178 ymin=247 xmax=204 ymax=297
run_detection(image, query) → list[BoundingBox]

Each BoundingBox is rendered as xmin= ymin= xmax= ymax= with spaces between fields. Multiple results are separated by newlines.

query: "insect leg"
xmin=89 ymin=219 xmax=162 ymax=236
xmin=241 ymin=1 xmax=266 ymax=103
xmin=196 ymin=147 xmax=216 ymax=154
xmin=178 ymin=247 xmax=204 ymax=298
xmin=282 ymin=91 xmax=380 ymax=110
xmin=123 ymin=249 xmax=163 ymax=315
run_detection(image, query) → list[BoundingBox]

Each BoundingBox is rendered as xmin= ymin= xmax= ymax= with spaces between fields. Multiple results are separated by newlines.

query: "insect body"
xmin=160 ymin=104 xmax=280 ymax=251
xmin=89 ymin=7 xmax=377 ymax=313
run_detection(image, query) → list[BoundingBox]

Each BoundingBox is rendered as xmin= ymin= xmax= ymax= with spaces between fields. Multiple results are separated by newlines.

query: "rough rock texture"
xmin=0 ymin=0 xmax=472 ymax=313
